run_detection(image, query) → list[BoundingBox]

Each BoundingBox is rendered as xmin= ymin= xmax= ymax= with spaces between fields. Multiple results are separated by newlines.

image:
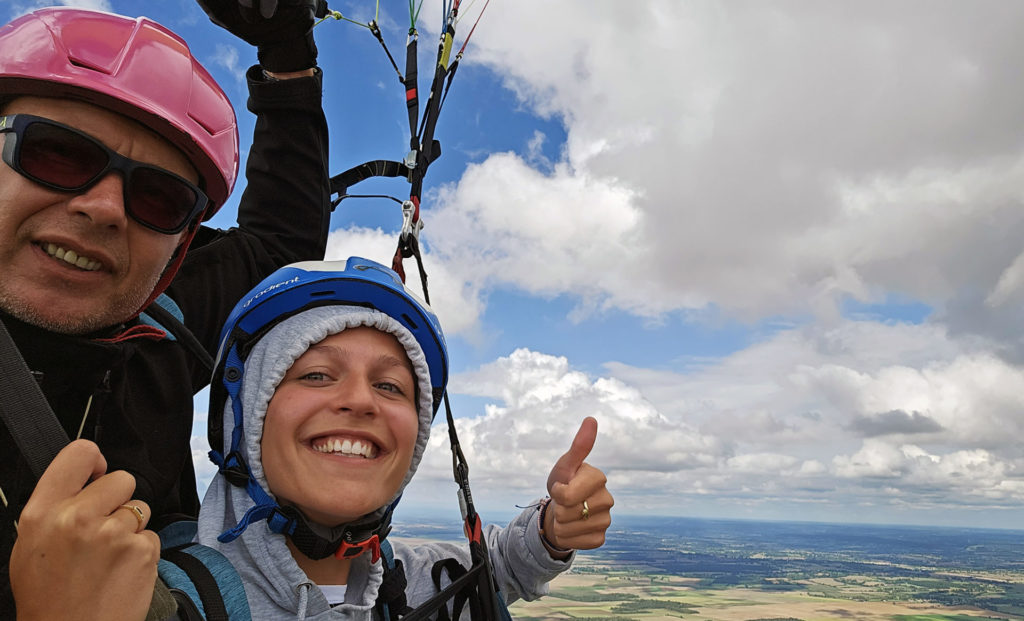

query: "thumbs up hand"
xmin=541 ymin=417 xmax=614 ymax=556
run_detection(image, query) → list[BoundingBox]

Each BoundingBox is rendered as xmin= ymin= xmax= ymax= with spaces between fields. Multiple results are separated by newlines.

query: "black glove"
xmin=197 ymin=0 xmax=329 ymax=73
xmin=240 ymin=0 xmax=283 ymax=19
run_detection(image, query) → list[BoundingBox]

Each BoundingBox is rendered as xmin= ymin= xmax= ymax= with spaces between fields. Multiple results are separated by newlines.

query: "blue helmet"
xmin=206 ymin=257 xmax=448 ymax=558
xmin=208 ymin=256 xmax=448 ymax=458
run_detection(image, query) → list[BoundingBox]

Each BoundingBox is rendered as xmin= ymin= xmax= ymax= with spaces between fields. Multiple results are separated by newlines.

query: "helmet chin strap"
xmin=280 ymin=503 xmax=396 ymax=563
xmin=212 ymin=447 xmax=398 ymax=565
xmin=134 ymin=210 xmax=205 ymax=319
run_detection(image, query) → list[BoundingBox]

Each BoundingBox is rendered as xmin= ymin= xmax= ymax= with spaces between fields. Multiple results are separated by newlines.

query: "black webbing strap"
xmin=0 ymin=317 xmax=69 ymax=480
xmin=436 ymin=59 xmax=460 ymax=117
xmin=329 ymin=159 xmax=410 ymax=196
xmin=161 ymin=547 xmax=229 ymax=621
xmin=400 ymin=557 xmax=489 ymax=621
xmin=377 ymin=557 xmax=412 ymax=620
xmin=143 ymin=302 xmax=214 ymax=376
xmin=391 ymin=227 xmax=430 ymax=288
xmin=429 ymin=557 xmax=472 ymax=621
xmin=369 ymin=20 xmax=404 ymax=83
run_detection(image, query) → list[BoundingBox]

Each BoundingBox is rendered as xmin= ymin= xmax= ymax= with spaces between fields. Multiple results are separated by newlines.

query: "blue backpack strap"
xmin=376 ymin=539 xmax=417 ymax=621
xmin=140 ymin=293 xmax=215 ymax=374
xmin=381 ymin=538 xmax=396 ymax=569
xmin=379 ymin=540 xmax=395 ymax=621
xmin=494 ymin=589 xmax=514 ymax=621
xmin=159 ymin=519 xmax=200 ymax=548
xmin=139 ymin=293 xmax=184 ymax=340
xmin=158 ymin=521 xmax=251 ymax=621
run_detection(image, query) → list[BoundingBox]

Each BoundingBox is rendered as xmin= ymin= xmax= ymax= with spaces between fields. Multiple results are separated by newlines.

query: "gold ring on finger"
xmin=581 ymin=499 xmax=591 ymax=521
xmin=118 ymin=503 xmax=145 ymax=533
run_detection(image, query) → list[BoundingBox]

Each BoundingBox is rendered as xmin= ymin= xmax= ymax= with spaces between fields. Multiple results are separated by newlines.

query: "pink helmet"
xmin=0 ymin=7 xmax=239 ymax=216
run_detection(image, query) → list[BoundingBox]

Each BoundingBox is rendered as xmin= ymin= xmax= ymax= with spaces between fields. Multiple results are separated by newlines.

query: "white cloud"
xmin=725 ymin=453 xmax=801 ymax=474
xmin=407 ymin=1 xmax=1024 ymax=338
xmin=400 ymin=321 xmax=1024 ymax=524
xmin=833 ymin=440 xmax=915 ymax=479
xmin=189 ymin=400 xmax=217 ymax=500
xmin=415 ymin=348 xmax=725 ymax=506
xmin=833 ymin=441 xmax=1024 ymax=506
xmin=428 ymin=153 xmax=648 ymax=313
xmin=192 ymin=432 xmax=218 ymax=500
xmin=210 ymin=43 xmax=245 ymax=87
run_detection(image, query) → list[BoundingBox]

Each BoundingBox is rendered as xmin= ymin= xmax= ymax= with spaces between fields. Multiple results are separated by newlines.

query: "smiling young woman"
xmin=192 ymin=257 xmax=614 ymax=618
xmin=261 ymin=327 xmax=421 ymax=529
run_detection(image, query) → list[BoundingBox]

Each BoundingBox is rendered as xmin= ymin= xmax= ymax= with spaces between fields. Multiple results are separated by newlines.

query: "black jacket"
xmin=0 ymin=66 xmax=331 ymax=614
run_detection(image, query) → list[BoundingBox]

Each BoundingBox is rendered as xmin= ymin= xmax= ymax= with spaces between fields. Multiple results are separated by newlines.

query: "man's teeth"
xmin=44 ymin=243 xmax=101 ymax=271
xmin=313 ymin=438 xmax=377 ymax=458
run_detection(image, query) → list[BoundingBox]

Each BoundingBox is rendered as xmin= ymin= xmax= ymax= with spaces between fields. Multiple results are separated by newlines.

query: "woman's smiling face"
xmin=260 ymin=326 xmax=420 ymax=527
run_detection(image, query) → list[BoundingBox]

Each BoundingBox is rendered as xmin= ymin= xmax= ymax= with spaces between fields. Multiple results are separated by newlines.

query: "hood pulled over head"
xmin=239 ymin=305 xmax=434 ymax=516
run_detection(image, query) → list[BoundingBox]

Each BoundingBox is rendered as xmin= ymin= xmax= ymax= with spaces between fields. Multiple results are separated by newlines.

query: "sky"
xmin=12 ymin=0 xmax=1024 ymax=530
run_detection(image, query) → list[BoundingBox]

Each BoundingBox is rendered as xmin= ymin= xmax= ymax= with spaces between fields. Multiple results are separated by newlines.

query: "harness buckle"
xmin=221 ymin=450 xmax=251 ymax=488
xmin=403 ymin=150 xmax=418 ymax=179
xmin=266 ymin=506 xmax=297 ymax=536
xmin=334 ymin=533 xmax=383 ymax=564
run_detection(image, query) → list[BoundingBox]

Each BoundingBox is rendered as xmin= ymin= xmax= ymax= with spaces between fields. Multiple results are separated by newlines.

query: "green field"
xmin=508 ymin=556 xmax=1024 ymax=621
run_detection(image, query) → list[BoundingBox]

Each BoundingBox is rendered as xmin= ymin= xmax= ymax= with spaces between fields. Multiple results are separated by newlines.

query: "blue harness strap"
xmin=139 ymin=293 xmax=216 ymax=373
xmin=377 ymin=539 xmax=418 ymax=621
xmin=381 ymin=538 xmax=396 ymax=568
xmin=138 ymin=293 xmax=184 ymax=340
xmin=158 ymin=521 xmax=252 ymax=621
xmin=380 ymin=539 xmax=395 ymax=621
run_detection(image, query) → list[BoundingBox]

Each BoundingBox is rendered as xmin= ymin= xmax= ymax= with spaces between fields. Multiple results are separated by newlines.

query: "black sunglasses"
xmin=0 ymin=114 xmax=208 ymax=234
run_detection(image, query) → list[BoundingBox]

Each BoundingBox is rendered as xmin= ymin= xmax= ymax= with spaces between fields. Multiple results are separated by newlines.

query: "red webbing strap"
xmin=404 ymin=33 xmax=420 ymax=147
xmin=464 ymin=512 xmax=483 ymax=544
xmin=390 ymin=245 xmax=408 ymax=283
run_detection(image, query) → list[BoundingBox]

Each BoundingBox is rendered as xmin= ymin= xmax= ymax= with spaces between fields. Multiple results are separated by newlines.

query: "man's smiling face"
xmin=0 ymin=96 xmax=195 ymax=334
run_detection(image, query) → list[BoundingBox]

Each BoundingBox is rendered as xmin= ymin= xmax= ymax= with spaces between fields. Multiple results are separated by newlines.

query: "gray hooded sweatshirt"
xmin=197 ymin=306 xmax=572 ymax=620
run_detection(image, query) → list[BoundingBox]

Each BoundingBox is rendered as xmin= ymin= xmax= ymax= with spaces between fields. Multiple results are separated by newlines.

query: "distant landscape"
xmin=392 ymin=515 xmax=1024 ymax=620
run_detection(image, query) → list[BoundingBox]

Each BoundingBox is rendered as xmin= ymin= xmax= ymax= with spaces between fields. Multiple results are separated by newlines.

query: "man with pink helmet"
xmin=0 ymin=2 xmax=332 ymax=618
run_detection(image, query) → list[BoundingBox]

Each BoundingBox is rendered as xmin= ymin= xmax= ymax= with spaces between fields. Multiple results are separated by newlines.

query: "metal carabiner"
xmin=400 ymin=199 xmax=424 ymax=243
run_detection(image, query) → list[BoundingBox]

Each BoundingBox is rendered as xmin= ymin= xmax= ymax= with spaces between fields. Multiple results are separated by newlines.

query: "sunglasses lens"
xmin=21 ymin=121 xmax=107 ymax=188
xmin=9 ymin=116 xmax=204 ymax=234
xmin=127 ymin=167 xmax=200 ymax=232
